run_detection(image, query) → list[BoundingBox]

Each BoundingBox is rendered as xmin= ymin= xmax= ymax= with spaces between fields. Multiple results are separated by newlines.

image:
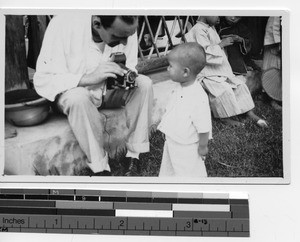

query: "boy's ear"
xmin=183 ymin=67 xmax=190 ymax=77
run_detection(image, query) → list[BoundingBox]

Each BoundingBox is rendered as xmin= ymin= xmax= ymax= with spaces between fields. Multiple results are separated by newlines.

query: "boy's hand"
xmin=221 ymin=34 xmax=243 ymax=44
xmin=198 ymin=145 xmax=208 ymax=160
xmin=219 ymin=37 xmax=234 ymax=48
xmin=232 ymin=35 xmax=243 ymax=43
xmin=198 ymin=132 xmax=209 ymax=160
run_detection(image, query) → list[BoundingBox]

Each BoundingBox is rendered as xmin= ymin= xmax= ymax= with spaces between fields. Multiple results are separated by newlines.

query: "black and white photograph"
xmin=2 ymin=11 xmax=288 ymax=183
xmin=0 ymin=0 xmax=298 ymax=241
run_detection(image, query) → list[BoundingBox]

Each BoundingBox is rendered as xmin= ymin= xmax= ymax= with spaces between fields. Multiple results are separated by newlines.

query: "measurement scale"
xmin=0 ymin=189 xmax=249 ymax=237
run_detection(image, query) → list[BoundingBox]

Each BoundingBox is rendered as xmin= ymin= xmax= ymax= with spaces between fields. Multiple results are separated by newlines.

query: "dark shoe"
xmin=123 ymin=157 xmax=141 ymax=176
xmin=79 ymin=167 xmax=111 ymax=176
xmin=93 ymin=170 xmax=112 ymax=176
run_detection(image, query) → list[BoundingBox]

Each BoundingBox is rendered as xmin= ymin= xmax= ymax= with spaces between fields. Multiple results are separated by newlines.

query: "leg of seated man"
xmin=103 ymin=74 xmax=153 ymax=154
xmin=124 ymin=75 xmax=153 ymax=153
xmin=56 ymin=87 xmax=110 ymax=173
xmin=103 ymin=75 xmax=153 ymax=176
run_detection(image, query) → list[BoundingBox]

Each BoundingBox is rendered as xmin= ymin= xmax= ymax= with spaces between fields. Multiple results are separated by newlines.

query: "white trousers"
xmin=159 ymin=136 xmax=208 ymax=177
xmin=57 ymin=75 xmax=153 ymax=173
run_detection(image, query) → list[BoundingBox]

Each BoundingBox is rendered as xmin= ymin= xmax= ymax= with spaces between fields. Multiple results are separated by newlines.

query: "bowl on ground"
xmin=5 ymin=89 xmax=50 ymax=127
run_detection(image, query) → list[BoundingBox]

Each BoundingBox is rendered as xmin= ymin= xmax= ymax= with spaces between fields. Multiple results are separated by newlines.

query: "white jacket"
xmin=33 ymin=14 xmax=138 ymax=102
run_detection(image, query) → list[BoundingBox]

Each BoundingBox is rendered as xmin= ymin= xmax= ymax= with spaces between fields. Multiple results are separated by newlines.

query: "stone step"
xmin=4 ymin=77 xmax=177 ymax=176
xmin=4 ymin=69 xmax=261 ymax=176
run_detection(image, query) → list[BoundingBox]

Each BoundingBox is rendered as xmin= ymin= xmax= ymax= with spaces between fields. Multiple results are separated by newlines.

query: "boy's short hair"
xmin=169 ymin=42 xmax=207 ymax=75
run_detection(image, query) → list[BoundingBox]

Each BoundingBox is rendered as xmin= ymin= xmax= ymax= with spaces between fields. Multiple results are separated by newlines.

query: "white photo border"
xmin=0 ymin=8 xmax=290 ymax=185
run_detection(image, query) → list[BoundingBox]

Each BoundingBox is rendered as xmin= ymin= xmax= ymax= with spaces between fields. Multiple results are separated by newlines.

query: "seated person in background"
xmin=158 ymin=42 xmax=211 ymax=177
xmin=218 ymin=16 xmax=255 ymax=75
xmin=262 ymin=16 xmax=282 ymax=110
xmin=185 ymin=16 xmax=268 ymax=128
xmin=33 ymin=15 xmax=154 ymax=176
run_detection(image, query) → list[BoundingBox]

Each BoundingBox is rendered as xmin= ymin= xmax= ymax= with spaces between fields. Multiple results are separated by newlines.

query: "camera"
xmin=106 ymin=52 xmax=137 ymax=90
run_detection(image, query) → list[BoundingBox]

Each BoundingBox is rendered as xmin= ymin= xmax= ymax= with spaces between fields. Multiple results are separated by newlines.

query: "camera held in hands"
xmin=106 ymin=52 xmax=138 ymax=90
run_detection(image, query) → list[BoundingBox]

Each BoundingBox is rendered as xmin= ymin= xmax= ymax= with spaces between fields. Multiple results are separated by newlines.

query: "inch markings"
xmin=0 ymin=189 xmax=250 ymax=237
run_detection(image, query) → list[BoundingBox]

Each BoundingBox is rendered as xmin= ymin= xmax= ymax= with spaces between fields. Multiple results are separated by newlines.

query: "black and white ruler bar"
xmin=0 ymin=189 xmax=249 ymax=237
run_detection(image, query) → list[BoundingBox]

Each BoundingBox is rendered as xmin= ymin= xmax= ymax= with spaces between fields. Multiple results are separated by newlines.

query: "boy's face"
xmin=167 ymin=53 xmax=186 ymax=83
xmin=206 ymin=16 xmax=220 ymax=26
xmin=225 ymin=16 xmax=241 ymax=25
xmin=92 ymin=16 xmax=138 ymax=47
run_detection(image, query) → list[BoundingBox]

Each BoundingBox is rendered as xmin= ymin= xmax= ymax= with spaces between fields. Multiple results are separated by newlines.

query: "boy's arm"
xmin=191 ymin=91 xmax=211 ymax=159
xmin=198 ymin=132 xmax=209 ymax=159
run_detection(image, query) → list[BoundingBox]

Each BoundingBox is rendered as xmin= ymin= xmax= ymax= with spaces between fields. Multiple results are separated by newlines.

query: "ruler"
xmin=0 ymin=189 xmax=249 ymax=237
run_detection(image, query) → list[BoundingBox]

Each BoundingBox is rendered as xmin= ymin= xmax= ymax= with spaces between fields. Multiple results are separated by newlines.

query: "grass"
xmin=205 ymin=94 xmax=283 ymax=177
xmin=110 ymin=92 xmax=283 ymax=177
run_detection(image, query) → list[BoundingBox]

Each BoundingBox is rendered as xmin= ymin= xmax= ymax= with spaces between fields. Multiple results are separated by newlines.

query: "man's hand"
xmin=78 ymin=61 xmax=127 ymax=87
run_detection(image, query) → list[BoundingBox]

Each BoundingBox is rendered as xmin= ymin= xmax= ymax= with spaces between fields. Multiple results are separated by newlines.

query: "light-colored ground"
xmin=4 ymin=69 xmax=175 ymax=175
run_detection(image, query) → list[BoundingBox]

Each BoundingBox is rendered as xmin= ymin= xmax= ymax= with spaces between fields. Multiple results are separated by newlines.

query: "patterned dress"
xmin=185 ymin=21 xmax=255 ymax=118
xmin=219 ymin=20 xmax=252 ymax=75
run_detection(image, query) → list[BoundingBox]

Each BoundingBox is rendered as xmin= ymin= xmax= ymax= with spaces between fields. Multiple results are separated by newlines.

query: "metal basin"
xmin=5 ymin=89 xmax=50 ymax=126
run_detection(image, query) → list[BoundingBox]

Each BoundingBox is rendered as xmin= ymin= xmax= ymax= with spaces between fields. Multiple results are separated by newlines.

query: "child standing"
xmin=185 ymin=16 xmax=267 ymax=127
xmin=158 ymin=42 xmax=211 ymax=177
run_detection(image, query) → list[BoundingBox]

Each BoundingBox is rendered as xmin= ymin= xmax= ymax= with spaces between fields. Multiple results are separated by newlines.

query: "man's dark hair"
xmin=98 ymin=16 xmax=138 ymax=29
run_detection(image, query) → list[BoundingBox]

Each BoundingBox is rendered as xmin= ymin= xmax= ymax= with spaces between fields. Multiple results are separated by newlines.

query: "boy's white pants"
xmin=56 ymin=75 xmax=153 ymax=173
xmin=159 ymin=136 xmax=208 ymax=177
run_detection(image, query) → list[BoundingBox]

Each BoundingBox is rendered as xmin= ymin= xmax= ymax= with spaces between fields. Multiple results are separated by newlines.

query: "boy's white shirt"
xmin=158 ymin=80 xmax=212 ymax=145
xmin=33 ymin=14 xmax=138 ymax=103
